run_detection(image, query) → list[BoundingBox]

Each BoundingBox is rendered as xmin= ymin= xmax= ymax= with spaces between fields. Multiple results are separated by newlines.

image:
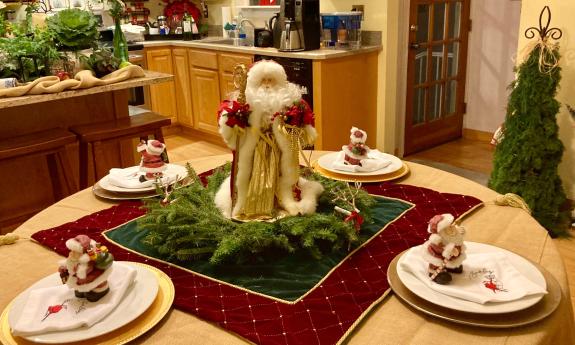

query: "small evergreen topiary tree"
xmin=489 ymin=11 xmax=570 ymax=236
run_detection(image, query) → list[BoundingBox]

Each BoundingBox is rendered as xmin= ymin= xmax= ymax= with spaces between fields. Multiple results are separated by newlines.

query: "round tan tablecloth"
xmin=2 ymin=153 xmax=574 ymax=345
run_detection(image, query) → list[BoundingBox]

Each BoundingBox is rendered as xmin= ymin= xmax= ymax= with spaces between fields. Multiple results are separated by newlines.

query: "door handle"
xmin=409 ymin=43 xmax=420 ymax=49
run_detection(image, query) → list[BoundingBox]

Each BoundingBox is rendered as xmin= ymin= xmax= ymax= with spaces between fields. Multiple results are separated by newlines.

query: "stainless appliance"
xmin=99 ymin=30 xmax=150 ymax=110
xmin=278 ymin=0 xmax=320 ymax=51
xmin=127 ymin=48 xmax=151 ymax=110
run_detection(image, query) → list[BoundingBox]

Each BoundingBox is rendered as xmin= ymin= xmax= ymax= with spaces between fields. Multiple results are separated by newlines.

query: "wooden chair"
xmin=70 ymin=112 xmax=171 ymax=189
xmin=0 ymin=128 xmax=78 ymax=203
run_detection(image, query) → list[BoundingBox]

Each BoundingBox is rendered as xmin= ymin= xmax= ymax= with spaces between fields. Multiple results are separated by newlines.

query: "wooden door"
xmin=190 ymin=67 xmax=221 ymax=135
xmin=146 ymin=48 xmax=178 ymax=123
xmin=172 ymin=48 xmax=194 ymax=127
xmin=404 ymin=0 xmax=470 ymax=155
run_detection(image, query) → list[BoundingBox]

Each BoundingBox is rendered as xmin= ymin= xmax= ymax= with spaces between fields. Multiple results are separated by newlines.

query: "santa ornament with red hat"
xmin=137 ymin=139 xmax=167 ymax=181
xmin=58 ymin=235 xmax=114 ymax=302
xmin=343 ymin=127 xmax=370 ymax=165
xmin=422 ymin=213 xmax=467 ymax=285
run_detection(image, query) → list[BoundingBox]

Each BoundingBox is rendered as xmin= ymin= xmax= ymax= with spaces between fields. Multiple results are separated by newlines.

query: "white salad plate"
xmin=8 ymin=262 xmax=159 ymax=344
xmin=396 ymin=242 xmax=546 ymax=314
xmin=317 ymin=151 xmax=403 ymax=176
xmin=97 ymin=164 xmax=188 ymax=193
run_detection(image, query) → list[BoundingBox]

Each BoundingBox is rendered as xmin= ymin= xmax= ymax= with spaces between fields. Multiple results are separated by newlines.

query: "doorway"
xmin=404 ymin=0 xmax=471 ymax=155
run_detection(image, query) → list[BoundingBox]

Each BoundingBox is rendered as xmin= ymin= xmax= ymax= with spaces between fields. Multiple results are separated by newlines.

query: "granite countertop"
xmin=140 ymin=38 xmax=381 ymax=60
xmin=0 ymin=71 xmax=173 ymax=108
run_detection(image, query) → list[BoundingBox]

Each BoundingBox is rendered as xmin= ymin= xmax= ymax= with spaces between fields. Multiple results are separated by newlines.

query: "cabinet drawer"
xmin=218 ymin=53 xmax=253 ymax=73
xmin=188 ymin=49 xmax=218 ymax=69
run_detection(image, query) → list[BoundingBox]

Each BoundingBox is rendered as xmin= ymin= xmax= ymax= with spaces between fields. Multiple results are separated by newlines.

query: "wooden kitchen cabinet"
xmin=218 ymin=52 xmax=253 ymax=101
xmin=145 ymin=48 xmax=178 ymax=124
xmin=188 ymin=49 xmax=253 ymax=136
xmin=172 ymin=48 xmax=194 ymax=127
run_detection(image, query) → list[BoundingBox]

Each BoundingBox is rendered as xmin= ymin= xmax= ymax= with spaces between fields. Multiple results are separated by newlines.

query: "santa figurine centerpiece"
xmin=137 ymin=139 xmax=167 ymax=181
xmin=421 ymin=214 xmax=466 ymax=285
xmin=343 ymin=127 xmax=370 ymax=165
xmin=58 ymin=235 xmax=114 ymax=302
xmin=215 ymin=60 xmax=323 ymax=220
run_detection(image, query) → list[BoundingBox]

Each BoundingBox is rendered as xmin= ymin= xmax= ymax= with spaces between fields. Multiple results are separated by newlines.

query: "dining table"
xmin=1 ymin=152 xmax=573 ymax=345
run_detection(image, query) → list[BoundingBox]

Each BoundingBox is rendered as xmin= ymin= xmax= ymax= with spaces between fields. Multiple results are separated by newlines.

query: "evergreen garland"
xmin=138 ymin=164 xmax=375 ymax=265
xmin=488 ymin=45 xmax=570 ymax=236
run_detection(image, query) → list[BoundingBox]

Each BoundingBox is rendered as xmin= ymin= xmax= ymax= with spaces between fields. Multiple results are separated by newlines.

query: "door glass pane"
xmin=447 ymin=42 xmax=459 ymax=77
xmin=414 ymin=46 xmax=427 ymax=84
xmin=413 ymin=87 xmax=426 ymax=125
xmin=428 ymin=84 xmax=443 ymax=120
xmin=416 ymin=4 xmax=430 ymax=43
xmin=431 ymin=44 xmax=444 ymax=82
xmin=445 ymin=80 xmax=457 ymax=115
xmin=432 ymin=2 xmax=446 ymax=41
xmin=448 ymin=2 xmax=462 ymax=38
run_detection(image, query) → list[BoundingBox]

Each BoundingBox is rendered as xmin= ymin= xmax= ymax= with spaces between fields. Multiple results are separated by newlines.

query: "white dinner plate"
xmin=8 ymin=262 xmax=159 ymax=344
xmin=396 ymin=242 xmax=546 ymax=314
xmin=97 ymin=164 xmax=188 ymax=193
xmin=317 ymin=151 xmax=403 ymax=176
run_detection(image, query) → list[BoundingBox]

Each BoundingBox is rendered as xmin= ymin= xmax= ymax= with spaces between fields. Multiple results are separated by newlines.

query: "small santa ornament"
xmin=421 ymin=214 xmax=466 ymax=285
xmin=138 ymin=139 xmax=167 ymax=181
xmin=58 ymin=235 xmax=114 ymax=302
xmin=342 ymin=127 xmax=370 ymax=165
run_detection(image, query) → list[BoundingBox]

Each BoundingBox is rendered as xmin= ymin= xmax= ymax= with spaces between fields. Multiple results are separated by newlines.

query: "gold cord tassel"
xmin=494 ymin=193 xmax=532 ymax=214
xmin=0 ymin=233 xmax=20 ymax=246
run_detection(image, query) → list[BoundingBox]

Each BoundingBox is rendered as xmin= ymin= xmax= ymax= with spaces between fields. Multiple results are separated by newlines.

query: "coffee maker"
xmin=278 ymin=0 xmax=320 ymax=51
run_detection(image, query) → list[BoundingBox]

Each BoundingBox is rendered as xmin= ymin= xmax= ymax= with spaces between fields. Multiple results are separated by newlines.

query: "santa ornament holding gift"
xmin=138 ymin=139 xmax=167 ymax=181
xmin=422 ymin=214 xmax=466 ymax=285
xmin=58 ymin=235 xmax=114 ymax=302
xmin=215 ymin=60 xmax=323 ymax=220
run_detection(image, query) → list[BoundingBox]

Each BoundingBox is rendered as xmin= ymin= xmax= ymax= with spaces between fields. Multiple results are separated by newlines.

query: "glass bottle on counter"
xmin=113 ymin=19 xmax=129 ymax=62
xmin=182 ymin=12 xmax=193 ymax=41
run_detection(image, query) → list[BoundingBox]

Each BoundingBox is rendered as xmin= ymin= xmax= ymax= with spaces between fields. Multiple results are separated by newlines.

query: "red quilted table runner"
xmin=32 ymin=182 xmax=482 ymax=344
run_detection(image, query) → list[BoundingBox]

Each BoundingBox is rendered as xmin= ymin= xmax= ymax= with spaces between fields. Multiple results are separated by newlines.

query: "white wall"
xmin=464 ymin=0 xmax=521 ymax=133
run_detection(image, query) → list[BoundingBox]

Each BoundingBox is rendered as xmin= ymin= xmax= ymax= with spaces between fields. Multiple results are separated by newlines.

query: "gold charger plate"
xmin=0 ymin=263 xmax=175 ymax=345
xmin=92 ymin=176 xmax=193 ymax=201
xmin=312 ymin=160 xmax=410 ymax=183
xmin=387 ymin=250 xmax=562 ymax=328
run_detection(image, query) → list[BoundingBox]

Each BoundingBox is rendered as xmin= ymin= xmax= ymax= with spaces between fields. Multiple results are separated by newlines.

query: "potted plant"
xmin=79 ymin=45 xmax=121 ymax=78
xmin=45 ymin=8 xmax=99 ymax=71
xmin=0 ymin=26 xmax=61 ymax=82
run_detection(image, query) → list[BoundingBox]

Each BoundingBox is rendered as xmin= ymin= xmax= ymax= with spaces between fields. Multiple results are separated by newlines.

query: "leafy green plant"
xmin=0 ymin=26 xmax=62 ymax=81
xmin=80 ymin=46 xmax=120 ymax=78
xmin=46 ymin=8 xmax=99 ymax=51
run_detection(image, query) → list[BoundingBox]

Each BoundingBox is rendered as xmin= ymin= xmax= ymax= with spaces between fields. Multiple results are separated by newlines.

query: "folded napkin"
xmin=332 ymin=150 xmax=392 ymax=173
xmin=11 ymin=263 xmax=137 ymax=336
xmin=107 ymin=166 xmax=176 ymax=189
xmin=400 ymin=246 xmax=547 ymax=304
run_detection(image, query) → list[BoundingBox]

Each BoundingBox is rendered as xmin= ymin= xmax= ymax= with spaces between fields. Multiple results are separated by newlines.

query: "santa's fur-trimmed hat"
xmin=247 ymin=60 xmax=287 ymax=89
xmin=66 ymin=234 xmax=95 ymax=253
xmin=146 ymin=140 xmax=166 ymax=155
xmin=350 ymin=127 xmax=367 ymax=144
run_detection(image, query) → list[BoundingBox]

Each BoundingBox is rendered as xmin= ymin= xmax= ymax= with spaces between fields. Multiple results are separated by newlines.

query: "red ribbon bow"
xmin=344 ymin=211 xmax=364 ymax=232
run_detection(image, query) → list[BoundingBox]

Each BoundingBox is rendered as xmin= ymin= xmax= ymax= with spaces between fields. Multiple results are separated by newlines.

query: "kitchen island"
xmin=0 ymin=71 xmax=173 ymax=232
xmin=140 ymin=39 xmax=381 ymax=150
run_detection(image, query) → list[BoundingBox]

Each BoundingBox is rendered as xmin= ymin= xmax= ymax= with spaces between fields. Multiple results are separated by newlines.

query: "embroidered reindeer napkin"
xmin=11 ymin=263 xmax=136 ymax=336
xmin=399 ymin=246 xmax=547 ymax=304
xmin=332 ymin=150 xmax=392 ymax=173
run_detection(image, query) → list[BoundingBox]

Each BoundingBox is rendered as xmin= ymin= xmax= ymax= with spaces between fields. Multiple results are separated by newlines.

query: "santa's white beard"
xmin=245 ymin=83 xmax=303 ymax=126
